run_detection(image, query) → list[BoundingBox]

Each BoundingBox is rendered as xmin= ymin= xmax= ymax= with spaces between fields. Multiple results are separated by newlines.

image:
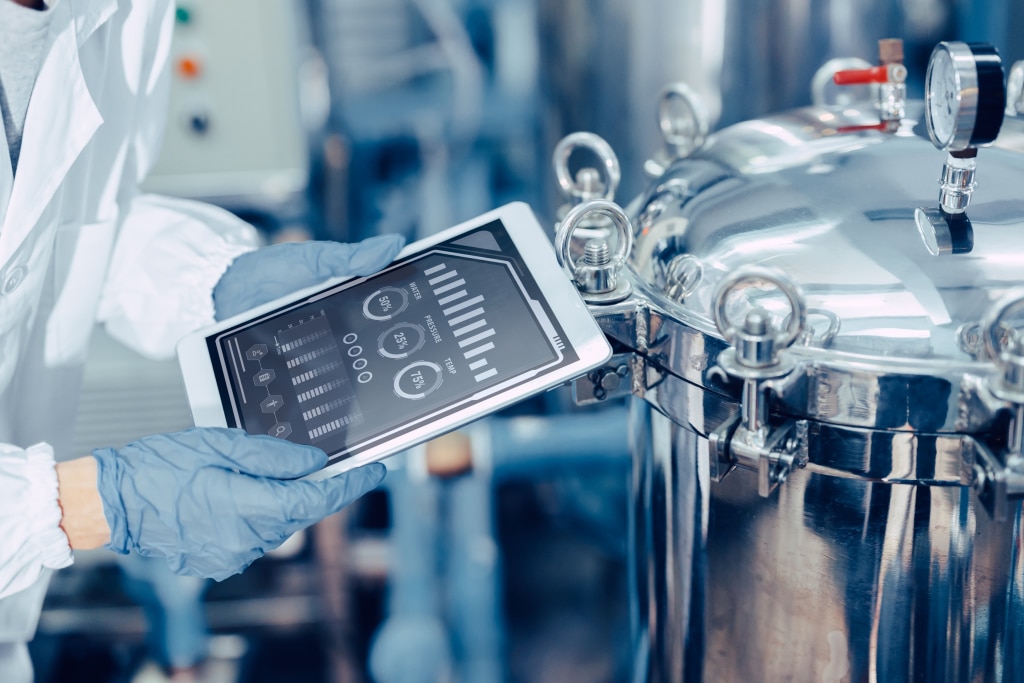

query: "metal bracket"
xmin=573 ymin=353 xmax=634 ymax=405
xmin=973 ymin=443 xmax=1024 ymax=523
xmin=710 ymin=414 xmax=808 ymax=496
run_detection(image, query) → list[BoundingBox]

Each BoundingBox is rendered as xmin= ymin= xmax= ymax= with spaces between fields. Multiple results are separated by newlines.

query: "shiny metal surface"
xmin=616 ymin=101 xmax=1024 ymax=446
xmin=631 ymin=102 xmax=1024 ymax=368
xmin=583 ymin=299 xmax=978 ymax=488
xmin=630 ymin=398 xmax=1024 ymax=682
xmin=556 ymin=200 xmax=634 ymax=303
xmin=573 ymin=63 xmax=1024 ymax=679
xmin=553 ymin=132 xmax=621 ymax=202
xmin=644 ymin=83 xmax=710 ymax=178
xmin=592 ymin=289 xmax=983 ymax=435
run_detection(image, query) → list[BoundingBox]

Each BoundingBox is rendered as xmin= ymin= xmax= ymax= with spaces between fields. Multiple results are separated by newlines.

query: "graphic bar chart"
xmin=427 ymin=261 xmax=501 ymax=383
xmin=276 ymin=315 xmax=361 ymax=442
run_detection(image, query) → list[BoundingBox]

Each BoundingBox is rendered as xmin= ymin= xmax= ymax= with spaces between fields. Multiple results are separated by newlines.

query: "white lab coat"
xmin=0 ymin=0 xmax=258 ymax=679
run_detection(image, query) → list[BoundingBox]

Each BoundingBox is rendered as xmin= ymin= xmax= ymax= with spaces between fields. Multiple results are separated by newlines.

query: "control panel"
xmin=142 ymin=0 xmax=308 ymax=202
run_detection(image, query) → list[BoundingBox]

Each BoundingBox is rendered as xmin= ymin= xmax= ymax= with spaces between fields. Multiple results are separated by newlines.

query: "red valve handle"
xmin=833 ymin=65 xmax=891 ymax=85
xmin=836 ymin=121 xmax=899 ymax=134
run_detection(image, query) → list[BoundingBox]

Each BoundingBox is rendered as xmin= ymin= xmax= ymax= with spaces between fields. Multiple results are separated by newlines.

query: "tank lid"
xmin=630 ymin=102 xmax=1024 ymax=366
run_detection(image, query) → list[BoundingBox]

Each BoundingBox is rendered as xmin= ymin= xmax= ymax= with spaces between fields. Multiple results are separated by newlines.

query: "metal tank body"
xmin=630 ymin=400 xmax=1024 ymax=682
xmin=560 ymin=93 xmax=1024 ymax=681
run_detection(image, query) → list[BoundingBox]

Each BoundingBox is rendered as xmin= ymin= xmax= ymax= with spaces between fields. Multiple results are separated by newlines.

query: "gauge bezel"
xmin=924 ymin=41 xmax=1005 ymax=152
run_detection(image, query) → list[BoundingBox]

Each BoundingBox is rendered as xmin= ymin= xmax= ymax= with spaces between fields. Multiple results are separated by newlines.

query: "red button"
xmin=177 ymin=55 xmax=202 ymax=79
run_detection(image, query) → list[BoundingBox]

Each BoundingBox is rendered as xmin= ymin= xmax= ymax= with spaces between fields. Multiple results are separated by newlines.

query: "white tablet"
xmin=177 ymin=202 xmax=612 ymax=479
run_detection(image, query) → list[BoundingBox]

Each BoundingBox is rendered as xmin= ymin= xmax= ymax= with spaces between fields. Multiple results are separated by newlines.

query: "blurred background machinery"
xmin=32 ymin=0 xmax=1024 ymax=682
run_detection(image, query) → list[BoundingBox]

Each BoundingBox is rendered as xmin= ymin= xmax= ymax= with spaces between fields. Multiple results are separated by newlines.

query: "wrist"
xmin=56 ymin=457 xmax=111 ymax=549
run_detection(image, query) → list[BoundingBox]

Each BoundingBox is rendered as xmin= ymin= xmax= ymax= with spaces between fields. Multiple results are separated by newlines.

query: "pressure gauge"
xmin=924 ymin=42 xmax=1005 ymax=152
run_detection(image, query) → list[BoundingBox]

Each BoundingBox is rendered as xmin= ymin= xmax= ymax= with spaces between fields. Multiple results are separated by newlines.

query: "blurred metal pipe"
xmin=537 ymin=0 xmax=955 ymax=207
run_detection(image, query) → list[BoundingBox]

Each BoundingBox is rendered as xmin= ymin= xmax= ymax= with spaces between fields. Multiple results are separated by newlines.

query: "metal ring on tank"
xmin=712 ymin=265 xmax=807 ymax=350
xmin=552 ymin=132 xmax=621 ymax=201
xmin=657 ymin=82 xmax=710 ymax=157
xmin=555 ymin=199 xmax=634 ymax=304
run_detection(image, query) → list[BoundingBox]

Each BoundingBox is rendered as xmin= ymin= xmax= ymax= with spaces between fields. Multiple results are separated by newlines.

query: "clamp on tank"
xmin=707 ymin=266 xmax=809 ymax=497
xmin=971 ymin=290 xmax=1024 ymax=522
xmin=557 ymin=200 xmax=641 ymax=405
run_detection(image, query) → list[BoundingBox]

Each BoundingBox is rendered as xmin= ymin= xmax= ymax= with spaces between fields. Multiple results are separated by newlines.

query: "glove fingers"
xmin=308 ymin=234 xmax=404 ymax=279
xmin=138 ymin=428 xmax=328 ymax=479
xmin=264 ymin=462 xmax=387 ymax=533
xmin=206 ymin=430 xmax=329 ymax=479
xmin=214 ymin=235 xmax=405 ymax=321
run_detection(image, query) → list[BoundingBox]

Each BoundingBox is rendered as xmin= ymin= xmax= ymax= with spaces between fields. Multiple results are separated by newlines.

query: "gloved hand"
xmin=213 ymin=234 xmax=405 ymax=321
xmin=93 ymin=428 xmax=385 ymax=580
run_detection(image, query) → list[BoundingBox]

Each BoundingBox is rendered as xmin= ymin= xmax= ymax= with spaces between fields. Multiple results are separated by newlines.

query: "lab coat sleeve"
xmin=0 ymin=444 xmax=72 ymax=600
xmin=95 ymin=0 xmax=258 ymax=360
xmin=97 ymin=195 xmax=256 ymax=360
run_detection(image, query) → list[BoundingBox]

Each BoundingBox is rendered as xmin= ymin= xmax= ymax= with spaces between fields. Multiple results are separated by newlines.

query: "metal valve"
xmin=937 ymin=150 xmax=978 ymax=215
xmin=555 ymin=199 xmax=634 ymax=304
xmin=818 ymin=38 xmax=907 ymax=129
xmin=707 ymin=266 xmax=809 ymax=497
xmin=972 ymin=289 xmax=1024 ymax=521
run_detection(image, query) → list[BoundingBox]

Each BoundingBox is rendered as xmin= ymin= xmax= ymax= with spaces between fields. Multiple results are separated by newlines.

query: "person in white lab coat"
xmin=0 ymin=0 xmax=403 ymax=680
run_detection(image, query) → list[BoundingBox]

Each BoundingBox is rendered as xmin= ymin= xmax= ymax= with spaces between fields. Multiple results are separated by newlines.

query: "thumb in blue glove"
xmin=93 ymin=427 xmax=385 ymax=581
xmin=213 ymin=234 xmax=405 ymax=321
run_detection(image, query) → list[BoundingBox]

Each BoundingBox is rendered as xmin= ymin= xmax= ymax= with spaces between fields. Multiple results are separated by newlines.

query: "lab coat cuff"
xmin=25 ymin=444 xmax=74 ymax=571
xmin=189 ymin=240 xmax=256 ymax=328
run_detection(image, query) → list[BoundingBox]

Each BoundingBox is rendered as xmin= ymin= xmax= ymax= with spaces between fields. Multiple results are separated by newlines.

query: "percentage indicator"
xmin=378 ymin=323 xmax=426 ymax=359
xmin=363 ymin=286 xmax=409 ymax=321
xmin=394 ymin=361 xmax=443 ymax=400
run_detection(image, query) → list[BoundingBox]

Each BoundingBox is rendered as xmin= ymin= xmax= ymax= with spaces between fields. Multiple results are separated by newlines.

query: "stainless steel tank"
xmin=555 ymin=42 xmax=1024 ymax=682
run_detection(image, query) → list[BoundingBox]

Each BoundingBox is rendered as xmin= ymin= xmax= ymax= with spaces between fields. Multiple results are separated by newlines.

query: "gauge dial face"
xmin=925 ymin=46 xmax=961 ymax=149
xmin=924 ymin=41 xmax=1005 ymax=152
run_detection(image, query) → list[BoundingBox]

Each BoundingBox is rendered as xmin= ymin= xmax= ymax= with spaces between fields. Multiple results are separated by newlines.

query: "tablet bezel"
xmin=176 ymin=202 xmax=612 ymax=479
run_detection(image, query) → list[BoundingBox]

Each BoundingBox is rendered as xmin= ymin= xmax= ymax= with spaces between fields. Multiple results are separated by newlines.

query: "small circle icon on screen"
xmin=363 ymin=287 xmax=410 ymax=321
xmin=269 ymin=422 xmax=292 ymax=439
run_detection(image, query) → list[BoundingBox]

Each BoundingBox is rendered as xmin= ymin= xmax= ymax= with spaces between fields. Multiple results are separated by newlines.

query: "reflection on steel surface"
xmin=577 ymin=93 xmax=1024 ymax=680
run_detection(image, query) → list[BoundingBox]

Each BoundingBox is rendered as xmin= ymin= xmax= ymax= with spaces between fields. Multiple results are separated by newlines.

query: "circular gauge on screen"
xmin=924 ymin=41 xmax=1006 ymax=152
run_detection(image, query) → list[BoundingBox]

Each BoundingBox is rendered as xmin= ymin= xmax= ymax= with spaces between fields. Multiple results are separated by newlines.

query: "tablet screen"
xmin=208 ymin=219 xmax=578 ymax=464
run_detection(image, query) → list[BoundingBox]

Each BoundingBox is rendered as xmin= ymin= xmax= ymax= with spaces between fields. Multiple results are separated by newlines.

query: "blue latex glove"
xmin=93 ymin=428 xmax=385 ymax=580
xmin=213 ymin=234 xmax=405 ymax=321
